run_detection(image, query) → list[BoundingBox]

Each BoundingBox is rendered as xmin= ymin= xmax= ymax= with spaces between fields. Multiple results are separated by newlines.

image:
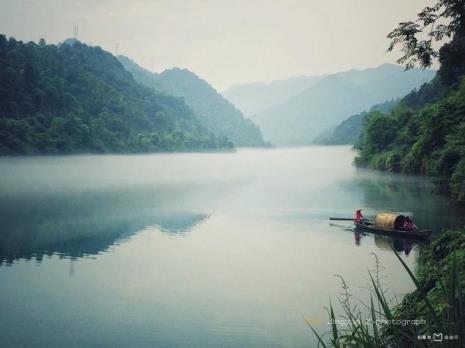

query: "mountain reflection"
xmin=0 ymin=187 xmax=209 ymax=265
xmin=157 ymin=214 xmax=209 ymax=235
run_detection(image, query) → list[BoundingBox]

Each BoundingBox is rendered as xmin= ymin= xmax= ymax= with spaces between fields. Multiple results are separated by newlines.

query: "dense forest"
xmin=324 ymin=99 xmax=398 ymax=145
xmin=356 ymin=40 xmax=465 ymax=202
xmin=0 ymin=35 xmax=233 ymax=155
xmin=118 ymin=56 xmax=266 ymax=147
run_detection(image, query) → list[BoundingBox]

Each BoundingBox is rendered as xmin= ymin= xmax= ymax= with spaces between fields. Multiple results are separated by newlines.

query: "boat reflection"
xmin=354 ymin=230 xmax=361 ymax=246
xmin=373 ymin=234 xmax=414 ymax=256
xmin=353 ymin=231 xmax=417 ymax=256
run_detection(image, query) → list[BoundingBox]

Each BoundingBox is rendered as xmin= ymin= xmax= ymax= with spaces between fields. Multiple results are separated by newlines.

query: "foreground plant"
xmin=309 ymin=231 xmax=465 ymax=347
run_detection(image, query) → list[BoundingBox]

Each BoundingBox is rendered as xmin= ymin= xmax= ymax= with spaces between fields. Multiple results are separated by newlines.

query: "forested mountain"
xmin=356 ymin=36 xmax=465 ymax=202
xmin=250 ymin=64 xmax=435 ymax=146
xmin=223 ymin=75 xmax=325 ymax=116
xmin=118 ymin=56 xmax=265 ymax=147
xmin=324 ymin=100 xmax=398 ymax=145
xmin=0 ymin=35 xmax=232 ymax=155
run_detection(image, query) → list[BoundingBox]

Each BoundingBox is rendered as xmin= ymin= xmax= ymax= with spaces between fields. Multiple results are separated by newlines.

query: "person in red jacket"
xmin=354 ymin=209 xmax=363 ymax=224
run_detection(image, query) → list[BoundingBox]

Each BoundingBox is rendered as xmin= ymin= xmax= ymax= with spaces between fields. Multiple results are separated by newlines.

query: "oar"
xmin=329 ymin=217 xmax=354 ymax=221
xmin=329 ymin=223 xmax=355 ymax=230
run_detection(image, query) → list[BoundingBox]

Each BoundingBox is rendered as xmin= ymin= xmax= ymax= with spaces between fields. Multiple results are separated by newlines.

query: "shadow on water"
xmin=0 ymin=187 xmax=209 ymax=265
xmin=353 ymin=230 xmax=419 ymax=256
xmin=353 ymin=169 xmax=465 ymax=232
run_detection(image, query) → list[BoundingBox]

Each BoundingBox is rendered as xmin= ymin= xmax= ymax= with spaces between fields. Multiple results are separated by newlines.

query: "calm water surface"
xmin=0 ymin=146 xmax=463 ymax=347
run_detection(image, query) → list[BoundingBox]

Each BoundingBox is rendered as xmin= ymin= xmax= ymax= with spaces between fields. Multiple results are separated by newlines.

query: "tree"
xmin=0 ymin=35 xmax=234 ymax=155
xmin=387 ymin=0 xmax=465 ymax=69
xmin=0 ymin=34 xmax=7 ymax=52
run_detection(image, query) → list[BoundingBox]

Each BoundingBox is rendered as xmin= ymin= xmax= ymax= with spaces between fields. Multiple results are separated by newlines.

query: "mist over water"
xmin=0 ymin=146 xmax=463 ymax=347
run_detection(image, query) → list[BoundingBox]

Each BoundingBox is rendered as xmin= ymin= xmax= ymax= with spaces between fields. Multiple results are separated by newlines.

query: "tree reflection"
xmin=0 ymin=187 xmax=209 ymax=265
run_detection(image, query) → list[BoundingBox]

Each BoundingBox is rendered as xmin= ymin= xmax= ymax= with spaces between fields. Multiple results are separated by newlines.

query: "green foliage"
xmin=401 ymin=77 xmax=447 ymax=108
xmin=387 ymin=0 xmax=465 ymax=71
xmin=118 ymin=56 xmax=265 ymax=147
xmin=356 ymin=76 xmax=465 ymax=201
xmin=439 ymin=35 xmax=465 ymax=87
xmin=390 ymin=230 xmax=465 ymax=346
xmin=450 ymin=158 xmax=465 ymax=202
xmin=325 ymin=100 xmax=398 ymax=145
xmin=359 ymin=4 xmax=465 ymax=201
xmin=0 ymin=35 xmax=233 ymax=155
xmin=311 ymin=231 xmax=465 ymax=347
xmin=359 ymin=113 xmax=400 ymax=154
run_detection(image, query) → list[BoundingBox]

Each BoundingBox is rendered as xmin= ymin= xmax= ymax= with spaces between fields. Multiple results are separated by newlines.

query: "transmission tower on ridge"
xmin=73 ymin=25 xmax=79 ymax=40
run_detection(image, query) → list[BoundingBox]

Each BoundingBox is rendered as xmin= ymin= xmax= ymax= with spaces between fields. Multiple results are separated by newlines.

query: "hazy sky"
xmin=1 ymin=0 xmax=436 ymax=90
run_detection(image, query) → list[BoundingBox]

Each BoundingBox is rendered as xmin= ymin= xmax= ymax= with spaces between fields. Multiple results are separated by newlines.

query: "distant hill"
xmin=118 ymin=56 xmax=266 ymax=147
xmin=248 ymin=64 xmax=435 ymax=146
xmin=0 ymin=35 xmax=232 ymax=155
xmin=223 ymin=75 xmax=325 ymax=116
xmin=324 ymin=100 xmax=398 ymax=145
xmin=60 ymin=38 xmax=80 ymax=46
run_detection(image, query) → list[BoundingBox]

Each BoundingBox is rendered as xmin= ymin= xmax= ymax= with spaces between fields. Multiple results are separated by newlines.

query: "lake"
xmin=0 ymin=146 xmax=463 ymax=347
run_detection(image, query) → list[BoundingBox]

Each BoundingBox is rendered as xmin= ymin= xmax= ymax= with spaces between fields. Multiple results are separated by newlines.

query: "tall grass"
xmin=309 ymin=247 xmax=464 ymax=347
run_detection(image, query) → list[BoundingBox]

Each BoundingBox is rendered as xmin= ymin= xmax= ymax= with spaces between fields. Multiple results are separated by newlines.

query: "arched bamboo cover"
xmin=374 ymin=213 xmax=405 ymax=230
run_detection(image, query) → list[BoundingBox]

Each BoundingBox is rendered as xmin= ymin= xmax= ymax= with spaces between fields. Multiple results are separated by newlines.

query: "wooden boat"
xmin=355 ymin=213 xmax=432 ymax=238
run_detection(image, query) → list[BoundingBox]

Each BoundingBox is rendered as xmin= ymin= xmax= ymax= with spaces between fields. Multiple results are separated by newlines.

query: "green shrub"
xmin=311 ymin=231 xmax=465 ymax=347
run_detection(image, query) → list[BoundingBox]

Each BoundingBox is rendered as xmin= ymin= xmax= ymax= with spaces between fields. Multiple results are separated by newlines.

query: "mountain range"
xmin=0 ymin=34 xmax=437 ymax=153
xmin=224 ymin=64 xmax=435 ymax=146
xmin=118 ymin=56 xmax=265 ymax=147
xmin=0 ymin=35 xmax=233 ymax=154
xmin=223 ymin=75 xmax=325 ymax=116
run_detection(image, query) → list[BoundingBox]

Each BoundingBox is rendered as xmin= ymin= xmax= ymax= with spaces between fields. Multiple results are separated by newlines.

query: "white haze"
xmin=0 ymin=0 xmax=437 ymax=90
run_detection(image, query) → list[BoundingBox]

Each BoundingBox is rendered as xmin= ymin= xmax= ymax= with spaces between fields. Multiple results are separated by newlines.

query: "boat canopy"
xmin=374 ymin=213 xmax=405 ymax=230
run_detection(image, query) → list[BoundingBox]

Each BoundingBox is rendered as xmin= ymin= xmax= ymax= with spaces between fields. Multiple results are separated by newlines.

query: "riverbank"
xmin=354 ymin=77 xmax=465 ymax=205
xmin=313 ymin=229 xmax=465 ymax=346
xmin=386 ymin=229 xmax=465 ymax=346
